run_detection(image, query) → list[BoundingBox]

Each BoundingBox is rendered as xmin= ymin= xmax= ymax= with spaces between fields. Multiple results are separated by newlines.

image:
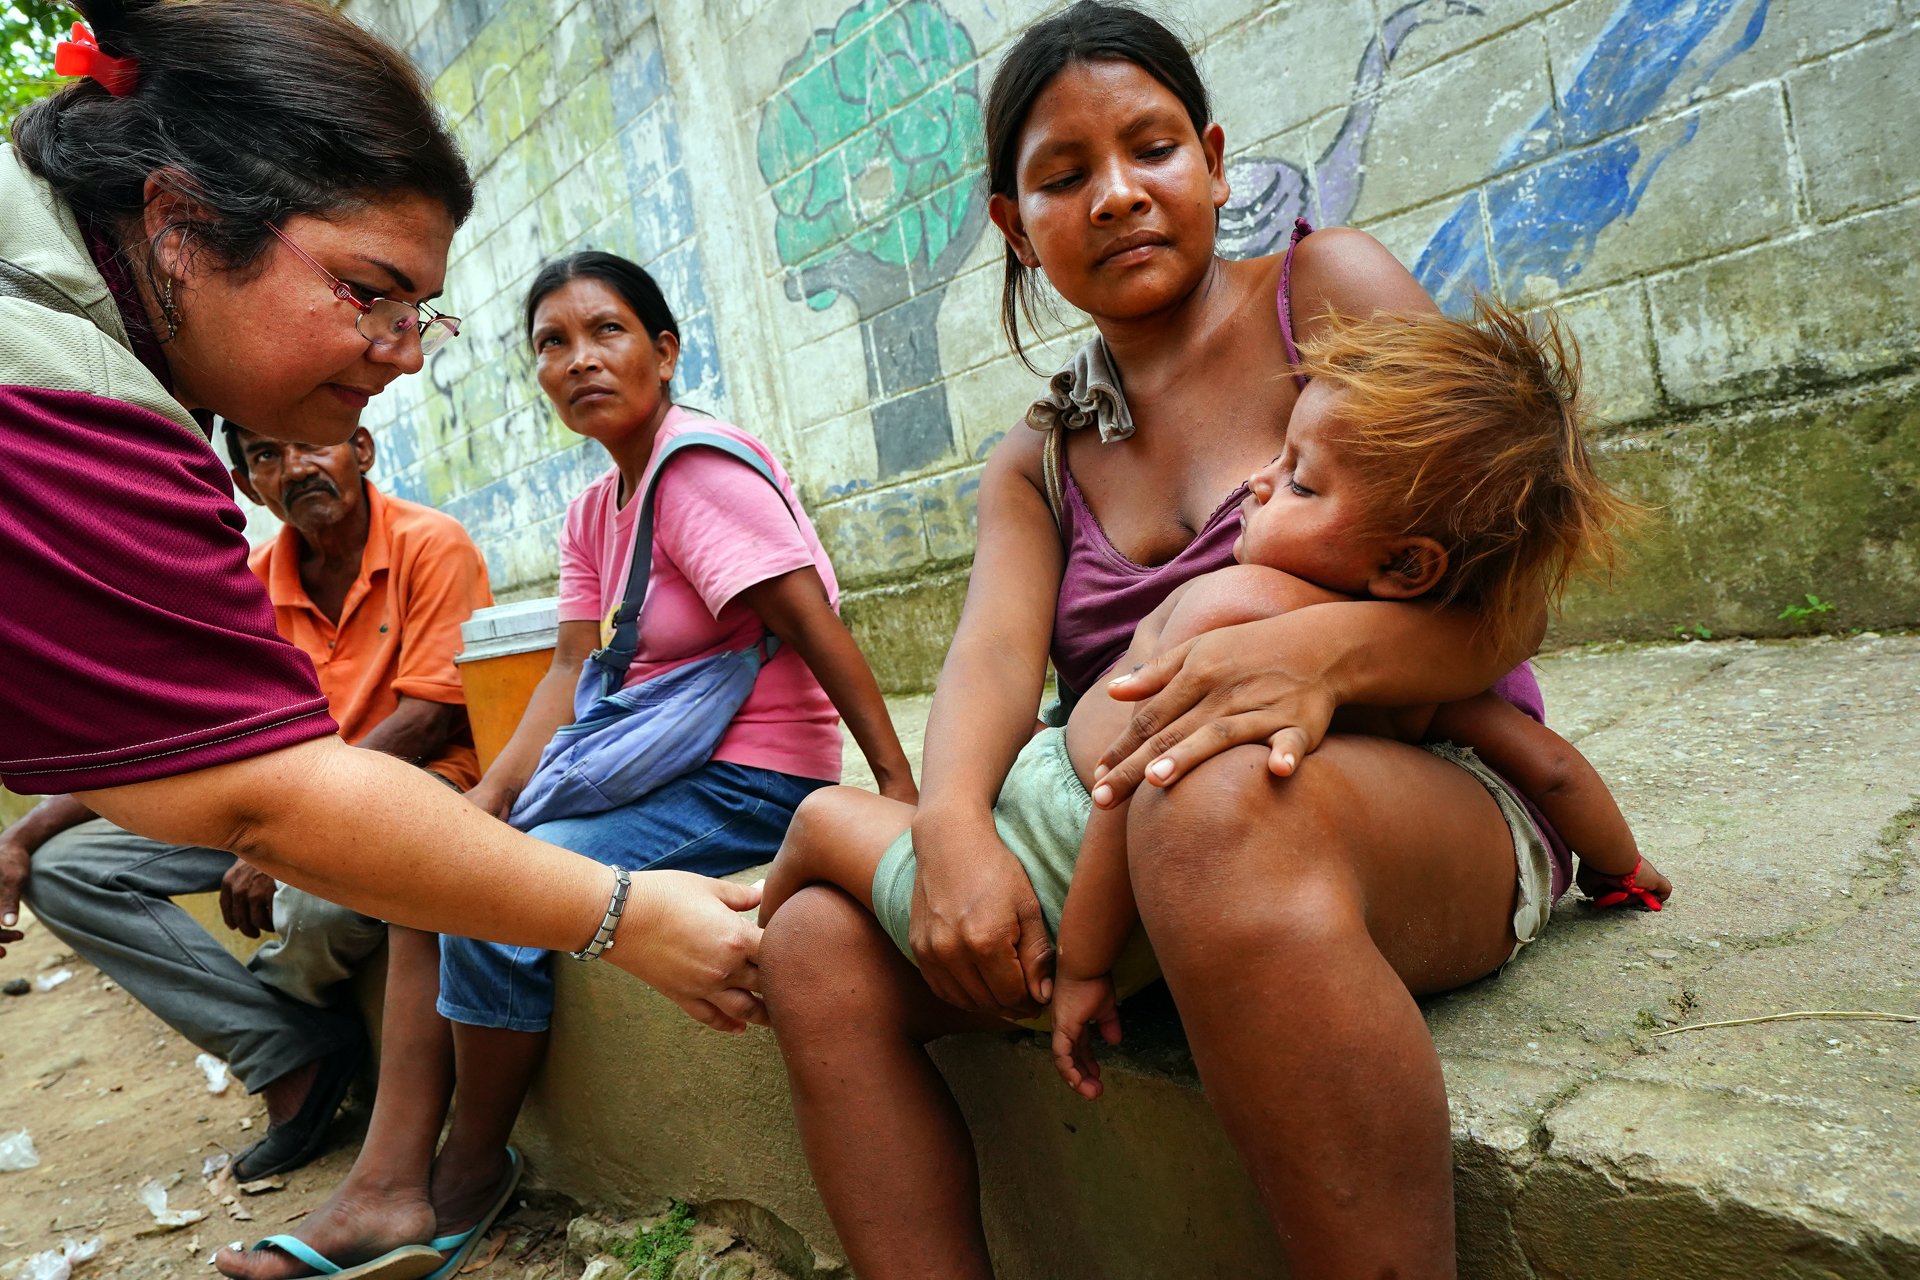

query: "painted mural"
xmin=757 ymin=0 xmax=988 ymax=479
xmin=1415 ymin=0 xmax=1771 ymax=311
xmin=372 ymin=2 xmax=727 ymax=582
xmin=1218 ymin=0 xmax=1485 ymax=258
xmin=1221 ymin=0 xmax=1771 ymax=311
xmin=755 ymin=0 xmax=1775 ymax=506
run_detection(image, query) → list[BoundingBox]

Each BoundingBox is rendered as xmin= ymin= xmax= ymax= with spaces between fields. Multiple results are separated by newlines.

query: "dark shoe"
xmin=232 ymin=1038 xmax=366 ymax=1181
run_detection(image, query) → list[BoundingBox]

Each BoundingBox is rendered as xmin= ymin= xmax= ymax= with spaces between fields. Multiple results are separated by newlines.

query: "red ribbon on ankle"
xmin=53 ymin=23 xmax=139 ymax=98
xmin=1590 ymin=856 xmax=1662 ymax=912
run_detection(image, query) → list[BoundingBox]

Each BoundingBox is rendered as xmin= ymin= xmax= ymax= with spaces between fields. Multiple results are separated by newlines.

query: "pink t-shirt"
xmin=556 ymin=408 xmax=842 ymax=783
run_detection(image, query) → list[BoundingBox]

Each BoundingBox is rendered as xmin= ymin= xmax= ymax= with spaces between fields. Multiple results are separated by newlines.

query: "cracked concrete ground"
xmin=848 ymin=634 xmax=1920 ymax=1278
xmin=1434 ymin=635 xmax=1920 ymax=1279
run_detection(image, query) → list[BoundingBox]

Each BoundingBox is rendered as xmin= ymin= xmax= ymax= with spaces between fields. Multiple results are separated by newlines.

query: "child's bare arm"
xmin=1056 ymin=802 xmax=1137 ymax=982
xmin=1427 ymin=693 xmax=1670 ymax=905
xmin=1064 ymin=565 xmax=1355 ymax=956
xmin=1050 ymin=802 xmax=1133 ymax=1098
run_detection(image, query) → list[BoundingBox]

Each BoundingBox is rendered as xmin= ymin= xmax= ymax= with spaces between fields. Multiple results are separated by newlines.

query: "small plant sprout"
xmin=1778 ymin=594 xmax=1837 ymax=626
xmin=1673 ymin=623 xmax=1713 ymax=642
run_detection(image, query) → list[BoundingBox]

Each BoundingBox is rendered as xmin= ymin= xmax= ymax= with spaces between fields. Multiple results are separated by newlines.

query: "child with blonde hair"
xmin=1044 ymin=297 xmax=1671 ymax=1094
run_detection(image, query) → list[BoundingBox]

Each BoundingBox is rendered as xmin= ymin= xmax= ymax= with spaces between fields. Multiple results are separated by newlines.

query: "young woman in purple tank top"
xmin=758 ymin=5 xmax=1572 ymax=1276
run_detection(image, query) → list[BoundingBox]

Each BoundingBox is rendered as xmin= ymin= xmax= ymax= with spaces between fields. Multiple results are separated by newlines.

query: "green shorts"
xmin=870 ymin=730 xmax=1554 ymax=1016
xmin=872 ymin=728 xmax=1160 ymax=1017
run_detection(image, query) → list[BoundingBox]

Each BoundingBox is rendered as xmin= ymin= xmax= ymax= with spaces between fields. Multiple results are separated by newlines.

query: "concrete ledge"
xmin=185 ymin=636 xmax=1920 ymax=1278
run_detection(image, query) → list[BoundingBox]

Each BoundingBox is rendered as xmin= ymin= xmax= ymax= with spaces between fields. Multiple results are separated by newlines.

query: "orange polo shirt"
xmin=249 ymin=482 xmax=493 ymax=789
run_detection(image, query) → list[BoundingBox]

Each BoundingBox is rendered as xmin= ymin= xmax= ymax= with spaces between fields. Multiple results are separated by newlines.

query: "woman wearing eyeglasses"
xmin=1 ymin=0 xmax=768 ymax=1211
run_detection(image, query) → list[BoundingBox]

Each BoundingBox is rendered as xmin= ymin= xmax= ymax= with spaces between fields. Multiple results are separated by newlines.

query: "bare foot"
xmin=428 ymin=1145 xmax=516 ymax=1239
xmin=213 ymin=1179 xmax=435 ymax=1279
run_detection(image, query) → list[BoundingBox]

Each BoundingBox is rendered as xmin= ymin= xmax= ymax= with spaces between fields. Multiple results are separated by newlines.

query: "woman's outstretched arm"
xmin=77 ymin=736 xmax=769 ymax=1030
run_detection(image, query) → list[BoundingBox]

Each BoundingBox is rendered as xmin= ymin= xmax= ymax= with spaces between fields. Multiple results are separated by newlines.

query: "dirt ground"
xmin=0 ymin=906 xmax=571 ymax=1280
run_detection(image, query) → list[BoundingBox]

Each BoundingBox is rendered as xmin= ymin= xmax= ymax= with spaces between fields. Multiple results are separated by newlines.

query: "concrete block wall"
xmin=339 ymin=0 xmax=733 ymax=594
xmin=342 ymin=0 xmax=1920 ymax=687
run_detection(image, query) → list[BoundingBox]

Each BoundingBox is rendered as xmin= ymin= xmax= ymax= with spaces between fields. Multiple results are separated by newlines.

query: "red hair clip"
xmin=54 ymin=22 xmax=139 ymax=98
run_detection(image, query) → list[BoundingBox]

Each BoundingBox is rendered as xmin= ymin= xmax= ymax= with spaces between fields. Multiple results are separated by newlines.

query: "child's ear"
xmin=1368 ymin=537 xmax=1448 ymax=599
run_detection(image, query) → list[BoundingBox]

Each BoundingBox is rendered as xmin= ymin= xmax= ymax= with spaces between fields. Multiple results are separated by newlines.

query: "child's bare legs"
xmin=761 ymin=786 xmax=1009 ymax=1280
xmin=758 ymin=784 xmax=908 ymax=925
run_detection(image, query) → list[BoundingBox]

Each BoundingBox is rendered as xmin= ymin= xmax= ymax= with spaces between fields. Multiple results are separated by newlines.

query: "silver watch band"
xmin=568 ymin=867 xmax=631 ymax=962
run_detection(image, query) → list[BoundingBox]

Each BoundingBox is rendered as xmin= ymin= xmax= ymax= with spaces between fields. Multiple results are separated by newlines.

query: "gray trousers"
xmin=23 ymin=818 xmax=385 ymax=1093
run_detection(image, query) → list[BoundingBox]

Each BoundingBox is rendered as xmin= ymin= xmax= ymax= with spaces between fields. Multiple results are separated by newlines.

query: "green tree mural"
xmin=757 ymin=0 xmax=987 ymax=478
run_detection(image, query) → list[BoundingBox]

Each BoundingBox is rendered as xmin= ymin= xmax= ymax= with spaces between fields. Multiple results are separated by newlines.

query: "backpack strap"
xmin=587 ymin=431 xmax=798 ymax=689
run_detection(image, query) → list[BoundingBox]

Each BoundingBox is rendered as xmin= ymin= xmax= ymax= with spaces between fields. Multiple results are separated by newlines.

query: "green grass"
xmin=618 ymin=1202 xmax=697 ymax=1280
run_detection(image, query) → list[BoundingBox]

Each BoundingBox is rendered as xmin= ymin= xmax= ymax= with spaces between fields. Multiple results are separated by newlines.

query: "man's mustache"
xmin=282 ymin=478 xmax=339 ymax=505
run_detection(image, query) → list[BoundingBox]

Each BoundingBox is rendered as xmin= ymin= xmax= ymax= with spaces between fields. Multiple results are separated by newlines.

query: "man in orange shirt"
xmin=0 ymin=423 xmax=491 ymax=1180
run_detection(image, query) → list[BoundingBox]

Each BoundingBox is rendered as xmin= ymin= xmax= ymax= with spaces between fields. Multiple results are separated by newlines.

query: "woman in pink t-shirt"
xmin=226 ymin=254 xmax=916 ymax=1280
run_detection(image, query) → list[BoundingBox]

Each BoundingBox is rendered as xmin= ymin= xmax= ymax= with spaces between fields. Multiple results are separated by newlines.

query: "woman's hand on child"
xmin=611 ymin=870 xmax=768 ymax=1032
xmin=908 ymin=812 xmax=1053 ymax=1019
xmin=1050 ymin=972 xmax=1121 ymax=1100
xmin=1577 ymin=855 xmax=1673 ymax=911
xmin=1095 ymin=616 xmax=1338 ymax=805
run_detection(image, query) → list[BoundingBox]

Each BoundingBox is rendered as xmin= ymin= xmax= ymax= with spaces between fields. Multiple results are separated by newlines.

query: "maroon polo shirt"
xmin=0 ymin=385 xmax=338 ymax=792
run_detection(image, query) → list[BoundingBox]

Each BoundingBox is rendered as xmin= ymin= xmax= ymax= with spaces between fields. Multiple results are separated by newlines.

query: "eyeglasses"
xmin=265 ymin=223 xmax=461 ymax=357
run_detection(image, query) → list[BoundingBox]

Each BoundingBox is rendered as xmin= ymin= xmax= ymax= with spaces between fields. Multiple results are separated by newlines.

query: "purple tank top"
xmin=1043 ymin=219 xmax=1571 ymax=898
xmin=1049 ymin=219 xmax=1313 ymax=696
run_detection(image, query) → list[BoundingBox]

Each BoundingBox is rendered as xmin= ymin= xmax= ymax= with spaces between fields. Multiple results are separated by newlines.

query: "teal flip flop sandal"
xmin=236 ymin=1236 xmax=441 ymax=1279
xmin=424 ymin=1147 xmax=523 ymax=1280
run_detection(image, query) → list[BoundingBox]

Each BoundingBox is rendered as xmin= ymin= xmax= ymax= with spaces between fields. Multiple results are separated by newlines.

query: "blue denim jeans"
xmin=437 ymin=761 xmax=828 ymax=1032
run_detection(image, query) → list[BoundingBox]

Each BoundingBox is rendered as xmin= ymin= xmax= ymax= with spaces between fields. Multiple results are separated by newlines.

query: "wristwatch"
xmin=568 ymin=867 xmax=631 ymax=962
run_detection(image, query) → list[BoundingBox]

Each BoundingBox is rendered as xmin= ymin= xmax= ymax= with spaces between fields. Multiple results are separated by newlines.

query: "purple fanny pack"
xmin=507 ymin=431 xmax=793 ymax=831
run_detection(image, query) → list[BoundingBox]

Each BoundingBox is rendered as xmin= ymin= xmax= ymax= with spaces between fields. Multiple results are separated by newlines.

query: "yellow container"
xmin=456 ymin=599 xmax=559 ymax=775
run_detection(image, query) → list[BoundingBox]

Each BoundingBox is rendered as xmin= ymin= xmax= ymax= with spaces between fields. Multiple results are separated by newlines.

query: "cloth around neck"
xmin=1025 ymin=333 xmax=1134 ymax=444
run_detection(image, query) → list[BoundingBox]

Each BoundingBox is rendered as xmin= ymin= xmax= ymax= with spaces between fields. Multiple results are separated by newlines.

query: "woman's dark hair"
xmin=523 ymin=252 xmax=680 ymax=349
xmin=11 ymin=0 xmax=474 ymax=281
xmin=984 ymin=1 xmax=1209 ymax=368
